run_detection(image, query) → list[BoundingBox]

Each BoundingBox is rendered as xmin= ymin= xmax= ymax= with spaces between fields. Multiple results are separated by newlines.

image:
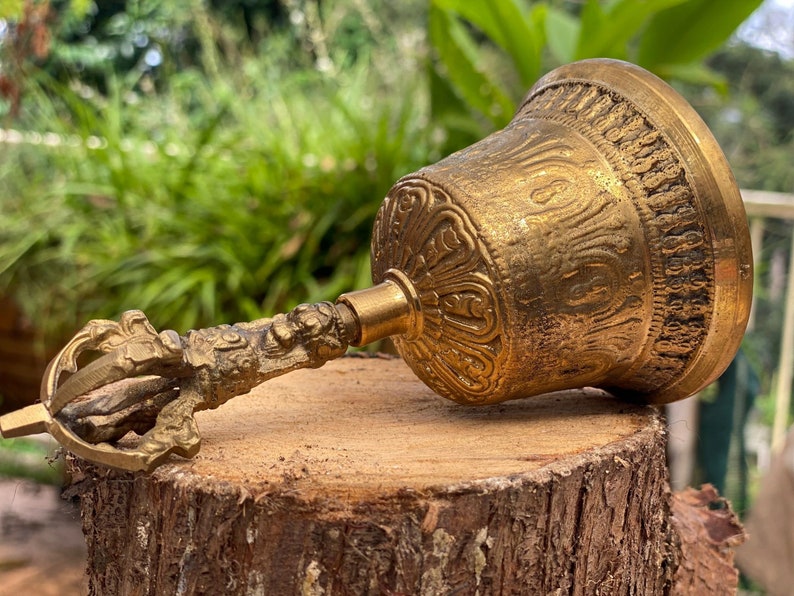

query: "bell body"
xmin=357 ymin=59 xmax=752 ymax=405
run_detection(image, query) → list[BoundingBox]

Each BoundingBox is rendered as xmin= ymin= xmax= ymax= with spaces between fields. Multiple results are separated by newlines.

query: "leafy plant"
xmin=428 ymin=0 xmax=763 ymax=150
xmin=0 ymin=1 xmax=435 ymax=340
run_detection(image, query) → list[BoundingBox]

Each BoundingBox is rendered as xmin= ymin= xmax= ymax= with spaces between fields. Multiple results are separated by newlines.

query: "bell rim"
xmin=526 ymin=59 xmax=753 ymax=404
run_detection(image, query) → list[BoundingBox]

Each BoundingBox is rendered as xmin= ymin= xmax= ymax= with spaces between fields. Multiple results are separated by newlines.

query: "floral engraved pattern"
xmin=520 ymin=82 xmax=714 ymax=391
xmin=371 ymin=178 xmax=505 ymax=403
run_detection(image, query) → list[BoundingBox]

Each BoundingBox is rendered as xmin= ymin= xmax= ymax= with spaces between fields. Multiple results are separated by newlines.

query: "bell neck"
xmin=336 ymin=270 xmax=422 ymax=347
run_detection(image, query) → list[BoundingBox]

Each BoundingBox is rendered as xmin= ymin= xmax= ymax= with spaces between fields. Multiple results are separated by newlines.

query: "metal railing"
xmin=742 ymin=189 xmax=794 ymax=452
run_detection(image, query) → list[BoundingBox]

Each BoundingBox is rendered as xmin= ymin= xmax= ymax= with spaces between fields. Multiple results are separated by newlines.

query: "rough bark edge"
xmin=669 ymin=484 xmax=746 ymax=595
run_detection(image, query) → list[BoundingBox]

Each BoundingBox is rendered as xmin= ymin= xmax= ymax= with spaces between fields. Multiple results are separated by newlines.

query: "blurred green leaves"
xmin=0 ymin=0 xmax=25 ymax=19
xmin=571 ymin=0 xmax=687 ymax=62
xmin=0 ymin=438 xmax=62 ymax=484
xmin=429 ymin=0 xmax=763 ymax=148
xmin=637 ymin=0 xmax=764 ymax=74
xmin=429 ymin=0 xmax=546 ymax=142
xmin=0 ymin=2 xmax=436 ymax=338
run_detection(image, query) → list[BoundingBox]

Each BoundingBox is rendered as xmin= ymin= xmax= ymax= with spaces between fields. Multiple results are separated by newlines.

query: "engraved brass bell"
xmin=340 ymin=58 xmax=753 ymax=406
xmin=0 ymin=59 xmax=752 ymax=471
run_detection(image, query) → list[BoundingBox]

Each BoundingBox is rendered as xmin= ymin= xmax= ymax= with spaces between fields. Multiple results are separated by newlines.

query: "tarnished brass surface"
xmin=0 ymin=59 xmax=752 ymax=471
xmin=0 ymin=304 xmax=354 ymax=471
xmin=365 ymin=60 xmax=753 ymax=405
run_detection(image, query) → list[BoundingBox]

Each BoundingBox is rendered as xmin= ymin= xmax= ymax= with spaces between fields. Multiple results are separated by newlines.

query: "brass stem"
xmin=337 ymin=271 xmax=422 ymax=347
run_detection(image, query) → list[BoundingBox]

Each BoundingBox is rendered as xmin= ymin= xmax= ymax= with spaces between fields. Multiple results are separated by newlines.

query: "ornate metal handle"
xmin=0 ymin=302 xmax=359 ymax=471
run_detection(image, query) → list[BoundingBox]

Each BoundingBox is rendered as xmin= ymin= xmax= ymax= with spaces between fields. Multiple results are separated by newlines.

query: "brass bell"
xmin=339 ymin=58 xmax=753 ymax=406
xmin=0 ymin=59 xmax=753 ymax=471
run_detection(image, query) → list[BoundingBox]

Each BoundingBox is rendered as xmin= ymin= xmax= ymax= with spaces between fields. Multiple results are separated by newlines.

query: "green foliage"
xmin=546 ymin=0 xmax=692 ymax=64
xmin=637 ymin=0 xmax=763 ymax=75
xmin=428 ymin=0 xmax=546 ymax=144
xmin=0 ymin=1 xmax=435 ymax=338
xmin=428 ymin=0 xmax=763 ymax=149
xmin=0 ymin=0 xmax=24 ymax=19
xmin=694 ymin=43 xmax=794 ymax=191
xmin=0 ymin=1 xmax=770 ymax=346
xmin=433 ymin=0 xmax=546 ymax=87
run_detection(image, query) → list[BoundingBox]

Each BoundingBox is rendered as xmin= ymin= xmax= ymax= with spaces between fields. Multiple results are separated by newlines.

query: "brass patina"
xmin=0 ymin=60 xmax=752 ymax=471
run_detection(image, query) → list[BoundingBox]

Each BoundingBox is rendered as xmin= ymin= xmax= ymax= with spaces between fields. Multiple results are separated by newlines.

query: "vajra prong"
xmin=0 ymin=302 xmax=358 ymax=471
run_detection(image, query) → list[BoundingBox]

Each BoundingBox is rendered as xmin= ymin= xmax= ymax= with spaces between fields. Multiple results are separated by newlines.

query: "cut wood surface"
xmin=69 ymin=356 xmax=711 ymax=594
xmin=166 ymin=356 xmax=658 ymax=496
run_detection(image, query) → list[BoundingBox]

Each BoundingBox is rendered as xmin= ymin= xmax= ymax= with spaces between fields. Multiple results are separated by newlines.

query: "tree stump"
xmin=67 ymin=357 xmax=733 ymax=594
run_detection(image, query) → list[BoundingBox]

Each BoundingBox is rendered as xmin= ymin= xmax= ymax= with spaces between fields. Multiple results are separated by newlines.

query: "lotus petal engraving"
xmin=372 ymin=178 xmax=506 ymax=403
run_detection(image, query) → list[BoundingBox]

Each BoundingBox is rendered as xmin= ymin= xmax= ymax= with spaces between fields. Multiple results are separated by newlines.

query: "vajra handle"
xmin=0 ymin=301 xmax=362 ymax=471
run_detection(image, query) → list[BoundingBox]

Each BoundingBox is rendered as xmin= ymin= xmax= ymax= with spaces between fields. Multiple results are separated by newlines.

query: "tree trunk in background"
xmin=0 ymin=298 xmax=53 ymax=413
xmin=67 ymin=357 xmax=743 ymax=594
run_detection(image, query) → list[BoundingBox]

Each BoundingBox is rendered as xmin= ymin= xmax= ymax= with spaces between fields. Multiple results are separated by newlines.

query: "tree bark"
xmin=66 ymin=357 xmax=738 ymax=595
xmin=670 ymin=484 xmax=745 ymax=595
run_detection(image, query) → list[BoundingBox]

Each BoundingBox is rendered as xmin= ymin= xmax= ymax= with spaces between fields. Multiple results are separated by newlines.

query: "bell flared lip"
xmin=526 ymin=59 xmax=753 ymax=404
